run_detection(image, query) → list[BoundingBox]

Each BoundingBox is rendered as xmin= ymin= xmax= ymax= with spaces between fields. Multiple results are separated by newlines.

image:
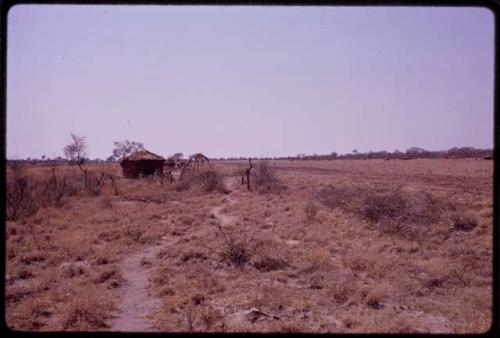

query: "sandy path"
xmin=110 ymin=235 xmax=176 ymax=332
xmin=110 ymin=176 xmax=239 ymax=332
xmin=211 ymin=176 xmax=238 ymax=225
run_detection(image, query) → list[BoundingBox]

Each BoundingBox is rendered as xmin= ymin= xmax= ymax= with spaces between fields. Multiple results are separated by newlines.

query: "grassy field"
xmin=5 ymin=158 xmax=493 ymax=332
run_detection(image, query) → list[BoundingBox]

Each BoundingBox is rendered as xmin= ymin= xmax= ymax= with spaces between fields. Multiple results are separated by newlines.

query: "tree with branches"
xmin=111 ymin=140 xmax=144 ymax=161
xmin=63 ymin=133 xmax=89 ymax=187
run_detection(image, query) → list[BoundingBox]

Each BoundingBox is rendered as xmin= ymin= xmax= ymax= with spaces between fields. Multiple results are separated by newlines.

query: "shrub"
xmin=221 ymin=238 xmax=251 ymax=267
xmin=253 ymin=255 xmax=287 ymax=272
xmin=197 ymin=169 xmax=227 ymax=193
xmin=215 ymin=224 xmax=254 ymax=268
xmin=40 ymin=168 xmax=69 ymax=207
xmin=359 ymin=187 xmax=439 ymax=240
xmin=200 ymin=306 xmax=224 ymax=331
xmin=366 ymin=292 xmax=384 ymax=309
xmin=62 ymin=263 xmax=87 ymax=279
xmin=62 ymin=297 xmax=111 ymax=330
xmin=252 ymin=161 xmax=279 ymax=192
xmin=96 ymin=269 xmax=116 ymax=283
xmin=122 ymin=220 xmax=152 ymax=242
xmin=306 ymin=248 xmax=332 ymax=272
xmin=328 ymin=283 xmax=355 ymax=304
xmin=361 ymin=189 xmax=408 ymax=223
xmin=86 ymin=172 xmax=105 ymax=196
xmin=318 ymin=184 xmax=439 ymax=228
xmin=6 ymin=165 xmax=38 ymax=221
xmin=449 ymin=211 xmax=479 ymax=231
xmin=316 ymin=185 xmax=362 ymax=211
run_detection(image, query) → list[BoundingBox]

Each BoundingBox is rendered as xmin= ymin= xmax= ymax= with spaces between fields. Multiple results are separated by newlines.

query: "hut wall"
xmin=122 ymin=160 xmax=164 ymax=178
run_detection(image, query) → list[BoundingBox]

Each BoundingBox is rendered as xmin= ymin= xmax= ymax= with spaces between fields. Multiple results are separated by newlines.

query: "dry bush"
xmin=250 ymin=284 xmax=293 ymax=311
xmin=358 ymin=187 xmax=440 ymax=240
xmin=304 ymin=201 xmax=320 ymax=222
xmin=7 ymin=164 xmax=84 ymax=221
xmin=215 ymin=224 xmax=255 ymax=268
xmin=40 ymin=169 xmax=68 ymax=207
xmin=38 ymin=168 xmax=81 ymax=207
xmin=221 ymin=237 xmax=252 ymax=268
xmin=317 ymin=184 xmax=439 ymax=233
xmin=253 ymin=255 xmax=287 ymax=272
xmin=364 ymin=288 xmax=387 ymax=309
xmin=327 ymin=282 xmax=356 ymax=305
xmin=6 ymin=164 xmax=38 ymax=221
xmin=199 ymin=306 xmax=225 ymax=331
xmin=6 ymin=293 xmax=54 ymax=330
xmin=449 ymin=210 xmax=479 ymax=231
xmin=196 ymin=169 xmax=228 ymax=193
xmin=316 ymin=184 xmax=362 ymax=211
xmin=361 ymin=189 xmax=409 ymax=223
xmin=19 ymin=250 xmax=48 ymax=265
xmin=305 ymin=248 xmax=332 ymax=272
xmin=86 ymin=172 xmax=105 ymax=196
xmin=62 ymin=296 xmax=114 ymax=330
xmin=251 ymin=161 xmax=281 ymax=192
xmin=376 ymin=218 xmax=428 ymax=241
xmin=342 ymin=252 xmax=375 ymax=273
xmin=122 ymin=220 xmax=152 ymax=243
xmin=361 ymin=188 xmax=438 ymax=224
xmin=62 ymin=263 xmax=87 ymax=279
xmin=249 ymin=238 xmax=289 ymax=272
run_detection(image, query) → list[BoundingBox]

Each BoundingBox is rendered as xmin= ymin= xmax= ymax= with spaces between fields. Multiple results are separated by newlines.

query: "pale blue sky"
xmin=7 ymin=5 xmax=495 ymax=159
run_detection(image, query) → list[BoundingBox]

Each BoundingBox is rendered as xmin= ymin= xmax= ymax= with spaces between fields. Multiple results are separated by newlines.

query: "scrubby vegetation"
xmin=6 ymin=159 xmax=492 ymax=333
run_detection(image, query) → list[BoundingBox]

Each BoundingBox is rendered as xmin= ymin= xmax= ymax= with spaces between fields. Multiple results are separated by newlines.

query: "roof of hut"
xmin=120 ymin=150 xmax=165 ymax=163
xmin=189 ymin=153 xmax=210 ymax=161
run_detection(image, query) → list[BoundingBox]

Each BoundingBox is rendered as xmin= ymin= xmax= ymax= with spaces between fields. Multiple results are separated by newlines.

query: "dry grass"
xmin=5 ymin=159 xmax=493 ymax=333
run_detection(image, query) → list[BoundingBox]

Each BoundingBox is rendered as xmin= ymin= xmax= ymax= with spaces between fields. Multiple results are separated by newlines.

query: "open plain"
xmin=5 ymin=158 xmax=493 ymax=333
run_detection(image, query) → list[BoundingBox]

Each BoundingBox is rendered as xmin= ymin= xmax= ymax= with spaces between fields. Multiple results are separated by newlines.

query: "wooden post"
xmin=245 ymin=158 xmax=253 ymax=191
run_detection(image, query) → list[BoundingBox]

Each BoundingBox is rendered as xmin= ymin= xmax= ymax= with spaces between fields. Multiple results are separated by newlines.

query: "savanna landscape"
xmin=5 ymin=155 xmax=493 ymax=333
xmin=5 ymin=4 xmax=495 ymax=335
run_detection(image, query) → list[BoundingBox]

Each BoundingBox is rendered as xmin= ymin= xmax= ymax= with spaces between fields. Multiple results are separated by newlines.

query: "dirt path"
xmin=109 ymin=235 xmax=176 ymax=332
xmin=110 ymin=176 xmax=239 ymax=332
xmin=211 ymin=176 xmax=238 ymax=226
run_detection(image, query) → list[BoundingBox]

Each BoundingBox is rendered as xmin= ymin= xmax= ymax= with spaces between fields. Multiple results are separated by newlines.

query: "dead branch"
xmin=245 ymin=158 xmax=253 ymax=191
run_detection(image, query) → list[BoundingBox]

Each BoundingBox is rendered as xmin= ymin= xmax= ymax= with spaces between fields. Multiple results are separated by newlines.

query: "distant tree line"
xmin=8 ymin=145 xmax=493 ymax=165
xmin=213 ymin=146 xmax=493 ymax=161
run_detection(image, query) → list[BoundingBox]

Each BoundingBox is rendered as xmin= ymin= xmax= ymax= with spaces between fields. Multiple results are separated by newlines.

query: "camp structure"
xmin=179 ymin=153 xmax=210 ymax=180
xmin=119 ymin=150 xmax=165 ymax=178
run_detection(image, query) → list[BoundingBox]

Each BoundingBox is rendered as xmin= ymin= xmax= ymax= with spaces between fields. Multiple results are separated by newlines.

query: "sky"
xmin=6 ymin=5 xmax=495 ymax=159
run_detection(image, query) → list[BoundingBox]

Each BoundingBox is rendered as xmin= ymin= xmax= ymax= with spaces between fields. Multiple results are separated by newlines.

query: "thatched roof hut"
xmin=120 ymin=150 xmax=165 ymax=178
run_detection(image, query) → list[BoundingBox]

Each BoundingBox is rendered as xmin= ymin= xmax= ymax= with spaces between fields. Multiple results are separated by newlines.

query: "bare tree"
xmin=111 ymin=140 xmax=144 ymax=160
xmin=63 ymin=133 xmax=89 ymax=187
xmin=64 ymin=133 xmax=87 ymax=164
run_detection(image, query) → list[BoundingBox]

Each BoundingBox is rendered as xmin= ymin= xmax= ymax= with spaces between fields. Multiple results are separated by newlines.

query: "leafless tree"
xmin=63 ymin=133 xmax=89 ymax=187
